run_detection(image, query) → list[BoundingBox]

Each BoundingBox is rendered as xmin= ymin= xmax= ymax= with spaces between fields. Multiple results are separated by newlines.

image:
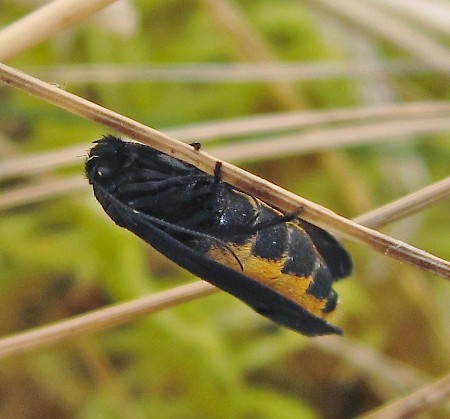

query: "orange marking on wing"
xmin=208 ymin=242 xmax=330 ymax=319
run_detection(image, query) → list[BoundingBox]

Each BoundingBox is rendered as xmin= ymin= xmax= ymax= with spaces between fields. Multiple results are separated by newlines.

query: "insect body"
xmin=86 ymin=135 xmax=352 ymax=336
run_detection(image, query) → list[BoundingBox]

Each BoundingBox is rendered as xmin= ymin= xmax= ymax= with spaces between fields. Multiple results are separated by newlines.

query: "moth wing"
xmin=298 ymin=219 xmax=353 ymax=280
xmin=94 ymin=186 xmax=342 ymax=336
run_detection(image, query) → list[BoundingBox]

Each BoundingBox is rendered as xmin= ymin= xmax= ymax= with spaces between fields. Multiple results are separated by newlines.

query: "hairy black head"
xmin=85 ymin=135 xmax=145 ymax=193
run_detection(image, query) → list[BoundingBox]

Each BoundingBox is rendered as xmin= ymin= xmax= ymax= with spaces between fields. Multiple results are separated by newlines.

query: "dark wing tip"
xmin=298 ymin=219 xmax=353 ymax=280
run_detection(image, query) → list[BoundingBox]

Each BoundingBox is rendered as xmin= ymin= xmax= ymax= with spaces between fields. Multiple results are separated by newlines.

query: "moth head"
xmin=85 ymin=135 xmax=132 ymax=187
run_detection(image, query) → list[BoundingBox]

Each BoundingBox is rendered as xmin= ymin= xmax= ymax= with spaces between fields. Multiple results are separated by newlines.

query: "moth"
xmin=85 ymin=135 xmax=352 ymax=335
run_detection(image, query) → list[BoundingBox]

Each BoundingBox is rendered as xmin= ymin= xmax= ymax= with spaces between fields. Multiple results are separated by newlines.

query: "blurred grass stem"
xmin=0 ymin=62 xmax=449 ymax=280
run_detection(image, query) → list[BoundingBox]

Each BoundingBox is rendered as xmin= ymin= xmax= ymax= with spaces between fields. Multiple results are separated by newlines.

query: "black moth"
xmin=85 ymin=135 xmax=352 ymax=336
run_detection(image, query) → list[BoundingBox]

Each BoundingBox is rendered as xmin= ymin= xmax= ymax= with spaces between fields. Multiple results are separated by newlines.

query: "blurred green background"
xmin=0 ymin=1 xmax=449 ymax=418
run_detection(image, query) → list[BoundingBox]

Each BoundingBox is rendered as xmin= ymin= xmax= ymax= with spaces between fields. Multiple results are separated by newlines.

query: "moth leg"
xmin=118 ymin=174 xmax=211 ymax=194
xmin=127 ymin=178 xmax=218 ymax=210
xmin=118 ymin=200 xmax=243 ymax=271
xmin=214 ymin=161 xmax=222 ymax=184
xmin=250 ymin=208 xmax=302 ymax=231
xmin=175 ymin=207 xmax=217 ymax=228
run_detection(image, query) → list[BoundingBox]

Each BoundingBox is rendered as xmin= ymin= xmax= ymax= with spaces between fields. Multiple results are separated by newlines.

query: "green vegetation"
xmin=0 ymin=1 xmax=449 ymax=418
